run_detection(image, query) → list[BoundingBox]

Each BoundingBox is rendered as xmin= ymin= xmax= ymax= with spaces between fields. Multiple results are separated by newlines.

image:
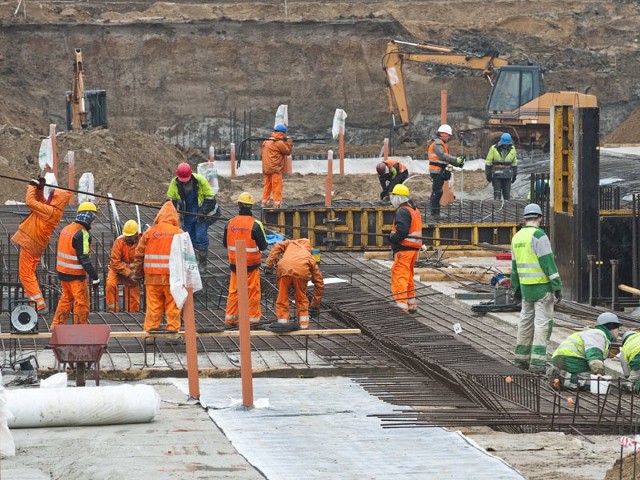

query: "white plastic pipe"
xmin=6 ymin=384 xmax=161 ymax=429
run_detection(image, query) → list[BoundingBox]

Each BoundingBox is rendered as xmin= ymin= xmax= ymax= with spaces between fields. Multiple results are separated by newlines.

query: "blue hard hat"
xmin=274 ymin=124 xmax=287 ymax=133
xmin=499 ymin=133 xmax=513 ymax=145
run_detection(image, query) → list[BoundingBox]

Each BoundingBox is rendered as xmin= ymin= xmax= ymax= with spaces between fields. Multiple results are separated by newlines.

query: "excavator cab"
xmin=485 ymin=66 xmax=543 ymax=114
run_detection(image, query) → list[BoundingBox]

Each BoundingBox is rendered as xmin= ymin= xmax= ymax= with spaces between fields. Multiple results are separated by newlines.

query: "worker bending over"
xmin=261 ymin=124 xmax=292 ymax=208
xmin=485 ymin=133 xmax=518 ymax=200
xmin=621 ymin=331 xmax=640 ymax=392
xmin=388 ymin=184 xmax=422 ymax=313
xmin=223 ymin=192 xmax=268 ymax=327
xmin=265 ymin=238 xmax=324 ymax=330
xmin=133 ymin=201 xmax=184 ymax=343
xmin=427 ymin=124 xmax=464 ymax=219
xmin=376 ymin=159 xmax=408 ymax=201
xmin=11 ymin=176 xmax=72 ymax=315
xmin=511 ymin=203 xmax=562 ymax=374
xmin=551 ymin=312 xmax=620 ymax=390
xmin=51 ymin=202 xmax=100 ymax=327
xmin=166 ymin=162 xmax=218 ymax=275
xmin=106 ymin=220 xmax=140 ymax=313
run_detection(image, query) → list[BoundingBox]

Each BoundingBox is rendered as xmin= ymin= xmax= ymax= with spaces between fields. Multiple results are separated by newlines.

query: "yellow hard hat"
xmin=77 ymin=201 xmax=97 ymax=213
xmin=391 ymin=184 xmax=410 ymax=197
xmin=237 ymin=192 xmax=254 ymax=205
xmin=122 ymin=220 xmax=139 ymax=236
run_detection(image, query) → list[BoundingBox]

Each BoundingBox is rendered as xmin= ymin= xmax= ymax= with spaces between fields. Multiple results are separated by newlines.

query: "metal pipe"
xmin=611 ymin=259 xmax=619 ymax=311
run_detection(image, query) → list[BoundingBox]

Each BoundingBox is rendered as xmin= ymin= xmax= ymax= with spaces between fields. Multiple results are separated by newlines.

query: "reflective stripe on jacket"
xmin=512 ymin=227 xmax=549 ymax=285
xmin=552 ymin=327 xmax=610 ymax=362
xmin=226 ymin=216 xmax=262 ymax=267
xmin=428 ymin=138 xmax=449 ymax=173
xmin=56 ymin=223 xmax=87 ymax=275
xmin=143 ymin=223 xmax=178 ymax=275
xmin=485 ymin=144 xmax=517 ymax=168
xmin=391 ymin=205 xmax=423 ymax=249
xmin=622 ymin=333 xmax=640 ymax=375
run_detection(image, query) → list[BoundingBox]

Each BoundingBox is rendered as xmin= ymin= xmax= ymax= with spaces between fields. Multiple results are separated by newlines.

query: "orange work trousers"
xmin=262 ymin=173 xmax=283 ymax=207
xmin=225 ymin=269 xmax=261 ymax=324
xmin=105 ymin=270 xmax=140 ymax=312
xmin=51 ymin=279 xmax=90 ymax=326
xmin=276 ymin=276 xmax=309 ymax=325
xmin=144 ymin=284 xmax=181 ymax=332
xmin=391 ymin=250 xmax=419 ymax=312
xmin=18 ymin=249 xmax=47 ymax=312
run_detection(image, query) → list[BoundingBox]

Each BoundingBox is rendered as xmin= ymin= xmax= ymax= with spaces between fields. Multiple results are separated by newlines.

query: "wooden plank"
xmin=0 ymin=328 xmax=361 ymax=341
xmin=415 ymin=267 xmax=511 ymax=276
xmin=419 ymin=273 xmax=494 ymax=283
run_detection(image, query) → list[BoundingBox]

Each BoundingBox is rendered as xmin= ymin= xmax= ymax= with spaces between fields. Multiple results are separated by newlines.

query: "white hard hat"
xmin=523 ymin=203 xmax=543 ymax=218
xmin=623 ymin=331 xmax=636 ymax=345
xmin=437 ymin=124 xmax=453 ymax=136
xmin=596 ymin=312 xmax=620 ymax=327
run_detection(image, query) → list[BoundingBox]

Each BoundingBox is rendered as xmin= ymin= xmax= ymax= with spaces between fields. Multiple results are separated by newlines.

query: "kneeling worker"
xmin=388 ymin=184 xmax=422 ymax=313
xmin=265 ymin=238 xmax=324 ymax=330
xmin=551 ymin=312 xmax=621 ymax=390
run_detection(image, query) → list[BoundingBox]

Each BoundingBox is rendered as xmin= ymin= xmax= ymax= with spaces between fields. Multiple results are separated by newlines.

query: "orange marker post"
xmin=66 ymin=151 xmax=75 ymax=206
xmin=339 ymin=125 xmax=345 ymax=176
xmin=383 ymin=138 xmax=389 ymax=162
xmin=325 ymin=150 xmax=333 ymax=208
xmin=235 ymin=240 xmax=254 ymax=408
xmin=285 ymin=155 xmax=293 ymax=174
xmin=50 ymin=124 xmax=58 ymax=179
xmin=441 ymin=90 xmax=448 ymax=125
xmin=230 ymin=142 xmax=237 ymax=177
xmin=183 ymin=287 xmax=200 ymax=400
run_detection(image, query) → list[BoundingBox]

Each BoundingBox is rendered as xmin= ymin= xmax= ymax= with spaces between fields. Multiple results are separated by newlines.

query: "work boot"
xmin=164 ymin=335 xmax=184 ymax=345
xmin=38 ymin=306 xmax=49 ymax=315
xmin=195 ymin=249 xmax=208 ymax=276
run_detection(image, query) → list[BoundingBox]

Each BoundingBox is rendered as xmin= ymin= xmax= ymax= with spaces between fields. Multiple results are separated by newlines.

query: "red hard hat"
xmin=176 ymin=162 xmax=192 ymax=182
xmin=376 ymin=162 xmax=388 ymax=176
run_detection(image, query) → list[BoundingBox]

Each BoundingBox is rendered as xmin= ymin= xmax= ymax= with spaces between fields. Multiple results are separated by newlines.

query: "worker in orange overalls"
xmin=105 ymin=219 xmax=141 ymax=313
xmin=51 ymin=202 xmax=100 ymax=327
xmin=388 ymin=184 xmax=422 ymax=313
xmin=11 ymin=176 xmax=72 ymax=315
xmin=427 ymin=124 xmax=464 ymax=219
xmin=223 ymin=192 xmax=268 ymax=327
xmin=265 ymin=238 xmax=324 ymax=330
xmin=261 ymin=124 xmax=293 ymax=208
xmin=133 ymin=201 xmax=184 ymax=337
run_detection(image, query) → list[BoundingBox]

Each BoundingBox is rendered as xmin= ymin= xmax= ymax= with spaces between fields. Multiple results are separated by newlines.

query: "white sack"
xmin=43 ymin=172 xmax=58 ymax=200
xmin=274 ymin=104 xmax=288 ymax=128
xmin=77 ymin=172 xmax=95 ymax=203
xmin=332 ymin=109 xmax=347 ymax=139
xmin=0 ymin=371 xmax=16 ymax=457
xmin=169 ymin=232 xmax=202 ymax=309
xmin=197 ymin=162 xmax=219 ymax=194
xmin=40 ymin=372 xmax=68 ymax=389
xmin=38 ymin=136 xmax=53 ymax=172
xmin=6 ymin=384 xmax=160 ymax=429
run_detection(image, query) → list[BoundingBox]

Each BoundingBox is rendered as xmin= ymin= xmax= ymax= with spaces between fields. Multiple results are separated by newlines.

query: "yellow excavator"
xmin=65 ymin=48 xmax=108 ymax=131
xmin=383 ymin=39 xmax=597 ymax=149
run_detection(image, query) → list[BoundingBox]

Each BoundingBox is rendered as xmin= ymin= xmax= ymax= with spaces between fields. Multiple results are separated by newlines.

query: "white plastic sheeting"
xmin=0 ymin=371 xmax=16 ymax=457
xmin=174 ymin=377 xmax=525 ymax=480
xmin=6 ymin=384 xmax=160 ymax=429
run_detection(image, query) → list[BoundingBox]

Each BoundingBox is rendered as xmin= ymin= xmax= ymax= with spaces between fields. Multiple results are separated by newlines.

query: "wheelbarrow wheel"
xmin=76 ymin=362 xmax=86 ymax=387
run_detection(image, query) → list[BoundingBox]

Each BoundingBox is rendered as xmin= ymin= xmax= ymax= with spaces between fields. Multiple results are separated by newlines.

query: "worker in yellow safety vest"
xmin=620 ymin=330 xmax=640 ymax=392
xmin=511 ymin=203 xmax=562 ymax=374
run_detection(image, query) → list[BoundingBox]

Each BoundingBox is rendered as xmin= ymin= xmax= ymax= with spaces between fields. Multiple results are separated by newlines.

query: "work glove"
xmin=92 ymin=278 xmax=101 ymax=286
xmin=512 ymin=288 xmax=522 ymax=304
xmin=379 ymin=190 xmax=388 ymax=201
xmin=29 ymin=176 xmax=46 ymax=189
xmin=264 ymin=266 xmax=274 ymax=276
xmin=554 ymin=290 xmax=562 ymax=304
xmin=485 ymin=165 xmax=493 ymax=183
xmin=455 ymin=155 xmax=466 ymax=167
xmin=511 ymin=165 xmax=518 ymax=184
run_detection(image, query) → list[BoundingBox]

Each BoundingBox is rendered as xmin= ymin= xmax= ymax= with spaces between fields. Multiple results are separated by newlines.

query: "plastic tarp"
xmin=0 ymin=371 xmax=16 ymax=457
xmin=38 ymin=136 xmax=53 ymax=172
xmin=274 ymin=104 xmax=288 ymax=128
xmin=169 ymin=232 xmax=202 ymax=309
xmin=197 ymin=162 xmax=219 ymax=195
xmin=174 ymin=377 xmax=525 ymax=480
xmin=77 ymin=172 xmax=95 ymax=203
xmin=6 ymin=384 xmax=160 ymax=429
xmin=332 ymin=108 xmax=347 ymax=139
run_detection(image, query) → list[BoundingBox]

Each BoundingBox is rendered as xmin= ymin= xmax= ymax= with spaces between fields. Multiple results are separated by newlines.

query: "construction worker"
xmin=551 ymin=312 xmax=621 ymax=390
xmin=376 ymin=159 xmax=409 ymax=201
xmin=427 ymin=124 xmax=465 ymax=218
xmin=222 ymin=192 xmax=268 ymax=327
xmin=105 ymin=220 xmax=140 ymax=313
xmin=261 ymin=124 xmax=293 ymax=208
xmin=264 ymin=238 xmax=324 ymax=330
xmin=166 ymin=162 xmax=218 ymax=275
xmin=11 ymin=176 xmax=72 ymax=315
xmin=133 ymin=201 xmax=184 ymax=340
xmin=511 ymin=203 xmax=562 ymax=374
xmin=388 ymin=184 xmax=422 ymax=313
xmin=51 ymin=202 xmax=100 ymax=327
xmin=485 ymin=132 xmax=518 ymax=200
xmin=620 ymin=331 xmax=640 ymax=392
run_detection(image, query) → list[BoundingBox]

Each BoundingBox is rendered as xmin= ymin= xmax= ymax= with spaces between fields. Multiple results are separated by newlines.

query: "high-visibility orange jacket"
xmin=265 ymin=238 xmax=324 ymax=308
xmin=109 ymin=235 xmax=138 ymax=278
xmin=223 ymin=213 xmax=268 ymax=271
xmin=428 ymin=137 xmax=457 ymax=173
xmin=390 ymin=203 xmax=423 ymax=253
xmin=134 ymin=202 xmax=183 ymax=286
xmin=11 ymin=186 xmax=72 ymax=257
xmin=261 ymin=131 xmax=293 ymax=174
xmin=56 ymin=222 xmax=98 ymax=280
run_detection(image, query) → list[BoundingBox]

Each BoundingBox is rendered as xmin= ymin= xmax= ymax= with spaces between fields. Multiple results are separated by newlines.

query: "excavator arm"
xmin=382 ymin=40 xmax=509 ymax=130
xmin=70 ymin=48 xmax=88 ymax=130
